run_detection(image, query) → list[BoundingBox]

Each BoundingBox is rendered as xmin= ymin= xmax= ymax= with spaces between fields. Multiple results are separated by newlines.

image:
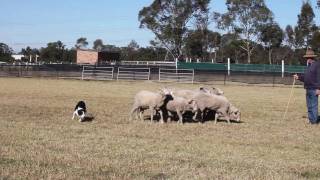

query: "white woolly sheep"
xmin=165 ymin=96 xmax=198 ymax=124
xmin=192 ymin=92 xmax=231 ymax=124
xmin=129 ymin=89 xmax=172 ymax=123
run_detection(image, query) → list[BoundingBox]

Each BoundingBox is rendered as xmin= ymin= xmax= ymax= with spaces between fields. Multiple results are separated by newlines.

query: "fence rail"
xmin=82 ymin=66 xmax=114 ymax=80
xmin=0 ymin=63 xmax=306 ymax=85
xmin=117 ymin=67 xmax=150 ymax=80
xmin=178 ymin=62 xmax=307 ymax=73
xmin=159 ymin=68 xmax=194 ymax=83
xmin=121 ymin=61 xmax=175 ymax=66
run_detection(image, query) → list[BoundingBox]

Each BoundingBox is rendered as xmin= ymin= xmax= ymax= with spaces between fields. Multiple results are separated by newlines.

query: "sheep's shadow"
xmin=167 ymin=110 xmax=244 ymax=124
xmin=143 ymin=110 xmax=243 ymax=124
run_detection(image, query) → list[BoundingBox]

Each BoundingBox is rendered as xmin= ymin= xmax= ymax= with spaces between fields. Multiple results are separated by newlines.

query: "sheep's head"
xmin=187 ymin=99 xmax=198 ymax=112
xmin=229 ymin=105 xmax=241 ymax=122
xmin=211 ymin=87 xmax=224 ymax=95
xmin=159 ymin=88 xmax=173 ymax=103
xmin=159 ymin=87 xmax=172 ymax=95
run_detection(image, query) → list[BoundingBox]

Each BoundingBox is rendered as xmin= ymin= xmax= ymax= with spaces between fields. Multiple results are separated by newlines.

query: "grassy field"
xmin=1 ymin=78 xmax=320 ymax=179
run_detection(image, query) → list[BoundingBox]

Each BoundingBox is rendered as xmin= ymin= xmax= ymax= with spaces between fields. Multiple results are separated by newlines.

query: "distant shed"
xmin=76 ymin=49 xmax=120 ymax=65
xmin=76 ymin=49 xmax=98 ymax=65
xmin=98 ymin=51 xmax=120 ymax=63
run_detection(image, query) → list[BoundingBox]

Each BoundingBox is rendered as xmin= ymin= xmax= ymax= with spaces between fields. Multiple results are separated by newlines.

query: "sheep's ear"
xmin=161 ymin=87 xmax=171 ymax=95
xmin=158 ymin=88 xmax=165 ymax=95
xmin=188 ymin=99 xmax=195 ymax=104
xmin=200 ymin=87 xmax=210 ymax=93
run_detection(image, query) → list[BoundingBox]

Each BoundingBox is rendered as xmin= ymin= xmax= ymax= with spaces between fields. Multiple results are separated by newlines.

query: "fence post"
xmin=81 ymin=66 xmax=84 ymax=80
xmin=281 ymin=60 xmax=284 ymax=78
xmin=192 ymin=69 xmax=194 ymax=84
xmin=116 ymin=67 xmax=120 ymax=80
xmin=227 ymin=58 xmax=230 ymax=76
xmin=175 ymin=58 xmax=178 ymax=69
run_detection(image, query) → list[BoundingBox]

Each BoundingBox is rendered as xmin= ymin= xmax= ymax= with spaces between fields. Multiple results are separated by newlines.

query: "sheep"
xmin=199 ymin=87 xmax=224 ymax=95
xmin=129 ymin=89 xmax=172 ymax=123
xmin=228 ymin=104 xmax=241 ymax=122
xmin=171 ymin=89 xmax=197 ymax=100
xmin=172 ymin=86 xmax=224 ymax=100
xmin=165 ymin=96 xmax=198 ymax=124
xmin=192 ymin=92 xmax=231 ymax=124
xmin=200 ymin=87 xmax=241 ymax=122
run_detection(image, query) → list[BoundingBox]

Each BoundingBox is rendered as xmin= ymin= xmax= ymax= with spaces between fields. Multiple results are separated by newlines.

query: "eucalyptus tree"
xmin=214 ymin=0 xmax=273 ymax=64
xmin=40 ymin=41 xmax=66 ymax=62
xmin=259 ymin=22 xmax=284 ymax=64
xmin=219 ymin=33 xmax=243 ymax=63
xmin=21 ymin=46 xmax=33 ymax=61
xmin=295 ymin=1 xmax=317 ymax=48
xmin=184 ymin=29 xmax=220 ymax=61
xmin=138 ymin=0 xmax=211 ymax=60
xmin=93 ymin=39 xmax=104 ymax=51
xmin=310 ymin=31 xmax=320 ymax=53
xmin=75 ymin=37 xmax=89 ymax=49
xmin=193 ymin=0 xmax=211 ymax=59
xmin=207 ymin=31 xmax=221 ymax=62
xmin=0 ymin=43 xmax=13 ymax=62
xmin=285 ymin=25 xmax=296 ymax=49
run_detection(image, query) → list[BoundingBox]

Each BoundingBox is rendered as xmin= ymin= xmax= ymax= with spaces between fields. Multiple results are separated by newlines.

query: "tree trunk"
xmin=247 ymin=42 xmax=251 ymax=64
xmin=268 ymin=48 xmax=272 ymax=65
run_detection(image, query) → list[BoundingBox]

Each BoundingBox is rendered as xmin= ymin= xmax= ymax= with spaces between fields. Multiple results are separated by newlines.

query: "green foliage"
xmin=310 ymin=31 xmax=320 ymax=53
xmin=138 ymin=0 xmax=211 ymax=59
xmin=39 ymin=41 xmax=75 ymax=63
xmin=185 ymin=30 xmax=205 ymax=58
xmin=0 ymin=43 xmax=13 ymax=62
xmin=295 ymin=1 xmax=316 ymax=48
xmin=214 ymin=0 xmax=273 ymax=63
xmin=259 ymin=22 xmax=284 ymax=64
xmin=93 ymin=39 xmax=104 ymax=51
xmin=75 ymin=37 xmax=89 ymax=49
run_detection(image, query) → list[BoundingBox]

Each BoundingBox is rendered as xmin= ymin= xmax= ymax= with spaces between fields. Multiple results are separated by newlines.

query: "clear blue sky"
xmin=0 ymin=0 xmax=319 ymax=52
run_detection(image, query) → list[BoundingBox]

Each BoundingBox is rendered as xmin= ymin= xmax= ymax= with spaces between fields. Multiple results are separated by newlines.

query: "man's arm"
xmin=316 ymin=63 xmax=320 ymax=95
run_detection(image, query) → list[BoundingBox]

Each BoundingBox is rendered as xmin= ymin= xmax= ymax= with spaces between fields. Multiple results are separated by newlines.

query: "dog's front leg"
xmin=72 ymin=111 xmax=76 ymax=120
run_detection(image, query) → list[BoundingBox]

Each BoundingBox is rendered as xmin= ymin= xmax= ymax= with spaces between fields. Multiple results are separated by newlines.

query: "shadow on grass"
xmin=81 ymin=114 xmax=95 ymax=122
xmin=144 ymin=110 xmax=244 ymax=124
xmin=301 ymin=170 xmax=320 ymax=179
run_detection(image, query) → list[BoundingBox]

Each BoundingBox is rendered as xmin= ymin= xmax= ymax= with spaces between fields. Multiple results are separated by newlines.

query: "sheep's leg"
xmin=150 ymin=109 xmax=154 ymax=123
xmin=139 ymin=109 xmax=144 ymax=121
xmin=215 ymin=112 xmax=224 ymax=124
xmin=129 ymin=107 xmax=138 ymax=121
xmin=214 ymin=114 xmax=218 ymax=124
xmin=177 ymin=111 xmax=183 ymax=124
xmin=167 ymin=111 xmax=172 ymax=123
xmin=200 ymin=111 xmax=205 ymax=123
xmin=224 ymin=112 xmax=231 ymax=124
xmin=159 ymin=110 xmax=164 ymax=124
xmin=193 ymin=111 xmax=198 ymax=121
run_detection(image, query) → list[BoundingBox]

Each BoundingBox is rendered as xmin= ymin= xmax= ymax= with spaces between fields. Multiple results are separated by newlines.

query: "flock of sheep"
xmin=129 ymin=86 xmax=241 ymax=124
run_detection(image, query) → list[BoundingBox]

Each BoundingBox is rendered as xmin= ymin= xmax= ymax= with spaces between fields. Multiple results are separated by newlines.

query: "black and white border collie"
xmin=72 ymin=101 xmax=87 ymax=122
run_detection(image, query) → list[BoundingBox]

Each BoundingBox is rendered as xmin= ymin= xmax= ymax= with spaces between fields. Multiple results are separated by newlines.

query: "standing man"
xmin=294 ymin=49 xmax=320 ymax=124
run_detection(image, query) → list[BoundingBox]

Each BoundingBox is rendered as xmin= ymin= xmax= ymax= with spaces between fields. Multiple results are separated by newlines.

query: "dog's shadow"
xmin=81 ymin=114 xmax=95 ymax=122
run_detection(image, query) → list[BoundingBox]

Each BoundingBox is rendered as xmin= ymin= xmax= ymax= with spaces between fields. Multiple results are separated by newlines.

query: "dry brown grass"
xmin=1 ymin=77 xmax=320 ymax=179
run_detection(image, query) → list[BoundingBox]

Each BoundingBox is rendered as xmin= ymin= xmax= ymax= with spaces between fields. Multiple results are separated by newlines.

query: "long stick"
xmin=282 ymin=78 xmax=296 ymax=121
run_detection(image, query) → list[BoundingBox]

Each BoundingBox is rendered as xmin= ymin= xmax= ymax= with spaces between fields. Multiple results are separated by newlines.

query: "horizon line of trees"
xmin=1 ymin=0 xmax=320 ymax=65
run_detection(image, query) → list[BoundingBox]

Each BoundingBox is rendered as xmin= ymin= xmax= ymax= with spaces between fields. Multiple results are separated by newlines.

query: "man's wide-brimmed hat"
xmin=303 ymin=49 xmax=317 ymax=58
